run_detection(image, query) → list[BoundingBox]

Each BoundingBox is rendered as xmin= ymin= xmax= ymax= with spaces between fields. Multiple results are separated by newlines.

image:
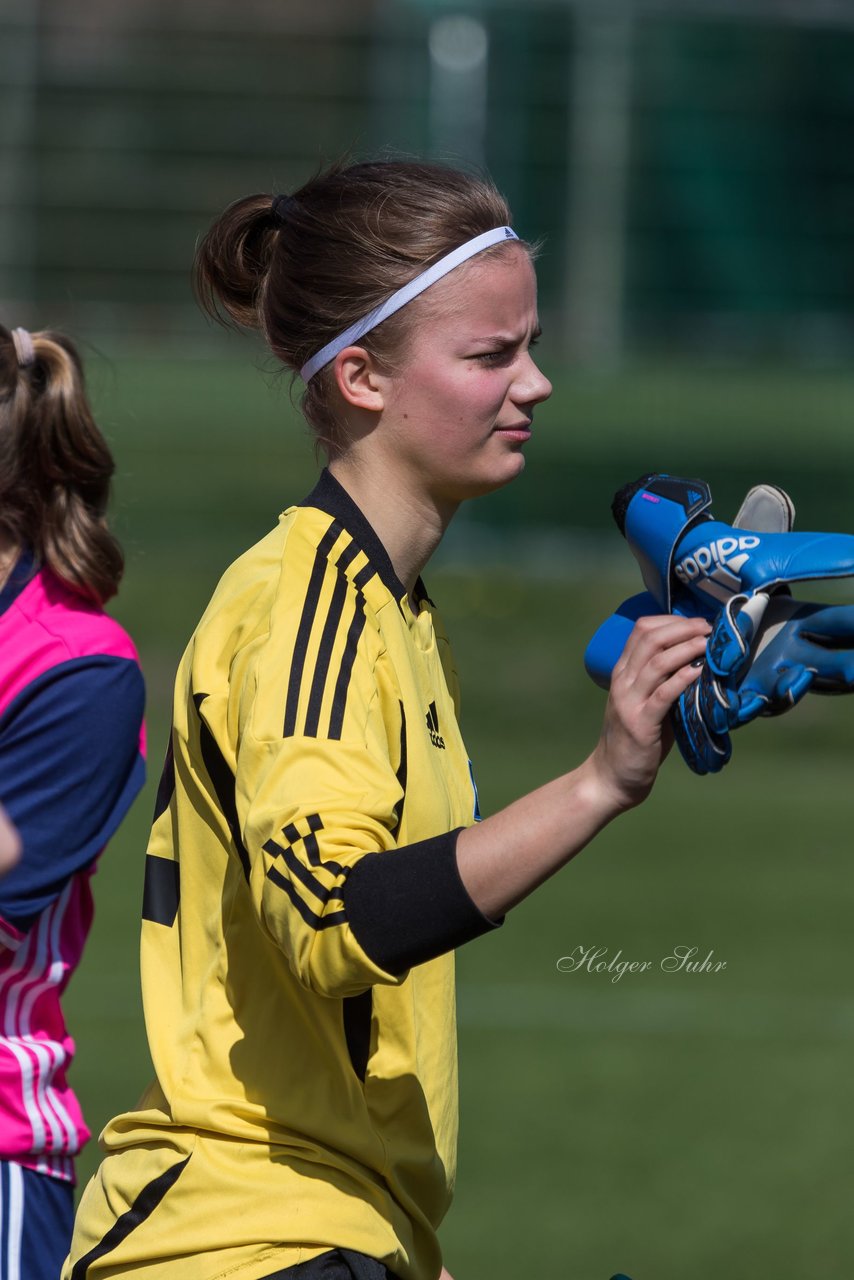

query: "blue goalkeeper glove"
xmin=585 ymin=481 xmax=796 ymax=691
xmin=587 ymin=477 xmax=854 ymax=775
xmin=671 ymin=591 xmax=854 ymax=773
xmin=614 ymin=472 xmax=854 ymax=616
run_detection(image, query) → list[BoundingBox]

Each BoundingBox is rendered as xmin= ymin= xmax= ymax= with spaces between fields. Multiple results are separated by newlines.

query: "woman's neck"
xmin=328 ymin=457 xmax=455 ymax=603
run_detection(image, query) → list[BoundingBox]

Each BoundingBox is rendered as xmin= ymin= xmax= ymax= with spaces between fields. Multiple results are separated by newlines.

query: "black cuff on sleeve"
xmin=343 ymin=828 xmax=503 ymax=976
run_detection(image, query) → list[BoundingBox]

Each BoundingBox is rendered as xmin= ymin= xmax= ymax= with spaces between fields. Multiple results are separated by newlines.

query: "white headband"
xmin=11 ymin=328 xmax=35 ymax=368
xmin=300 ymin=225 xmax=519 ymax=383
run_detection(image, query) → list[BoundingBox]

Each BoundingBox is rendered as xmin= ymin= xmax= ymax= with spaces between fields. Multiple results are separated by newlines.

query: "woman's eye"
xmin=473 ymin=337 xmax=539 ymax=365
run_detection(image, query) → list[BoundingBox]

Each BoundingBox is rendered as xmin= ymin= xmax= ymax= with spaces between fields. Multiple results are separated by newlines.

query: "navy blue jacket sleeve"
xmin=0 ymin=655 xmax=146 ymax=927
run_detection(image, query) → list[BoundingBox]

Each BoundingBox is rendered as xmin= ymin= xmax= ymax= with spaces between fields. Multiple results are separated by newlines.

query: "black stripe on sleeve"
xmin=278 ymin=815 xmax=345 ymax=876
xmin=70 ymin=1156 xmax=190 ymax=1279
xmin=300 ymin=470 xmax=405 ymax=602
xmin=151 ymin=735 xmax=175 ymax=823
xmin=266 ymin=864 xmax=348 ymax=929
xmin=263 ymin=838 xmax=348 ymax=905
xmin=303 ymin=569 xmax=349 ymax=737
xmin=283 ymin=814 xmax=324 ymax=847
xmin=299 ymin=815 xmax=348 ymax=874
xmin=343 ymin=989 xmax=373 ymax=1082
xmin=390 ymin=702 xmax=407 ymax=842
xmin=335 ymin=538 xmax=362 ymax=576
xmin=142 ymin=855 xmax=180 ymax=927
xmin=342 ymin=830 xmax=503 ymax=975
xmin=283 ymin=550 xmax=326 ymax=735
xmin=353 ymin=563 xmax=374 ymax=593
xmin=193 ymin=691 xmax=251 ymax=883
xmin=283 ymin=521 xmax=344 ymax=738
xmin=327 ymin=595 xmax=367 ymax=740
xmin=302 ymin=827 xmax=345 ymax=876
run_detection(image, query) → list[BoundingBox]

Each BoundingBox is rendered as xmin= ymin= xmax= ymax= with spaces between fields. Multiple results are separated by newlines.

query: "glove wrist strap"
xmin=624 ymin=475 xmax=712 ymax=610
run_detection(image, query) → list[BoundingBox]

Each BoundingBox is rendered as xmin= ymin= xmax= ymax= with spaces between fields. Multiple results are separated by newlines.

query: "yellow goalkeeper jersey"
xmin=65 ymin=470 xmax=499 ymax=1280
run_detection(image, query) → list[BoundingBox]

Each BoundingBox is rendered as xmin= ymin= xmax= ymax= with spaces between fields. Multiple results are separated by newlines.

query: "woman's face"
xmin=380 ymin=245 xmax=552 ymax=509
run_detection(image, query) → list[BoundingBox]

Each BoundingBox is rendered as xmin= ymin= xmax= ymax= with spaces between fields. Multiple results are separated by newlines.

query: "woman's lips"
xmin=494 ymin=421 xmax=532 ymax=441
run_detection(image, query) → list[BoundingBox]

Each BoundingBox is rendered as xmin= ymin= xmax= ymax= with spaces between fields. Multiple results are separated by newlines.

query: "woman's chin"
xmin=448 ymin=454 xmax=528 ymax=504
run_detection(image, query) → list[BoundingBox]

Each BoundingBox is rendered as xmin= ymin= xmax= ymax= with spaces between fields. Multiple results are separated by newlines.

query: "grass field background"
xmin=65 ymin=347 xmax=854 ymax=1279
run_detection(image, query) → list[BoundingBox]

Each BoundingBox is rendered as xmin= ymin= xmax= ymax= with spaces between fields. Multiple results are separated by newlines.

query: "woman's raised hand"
xmin=589 ymin=613 xmax=711 ymax=812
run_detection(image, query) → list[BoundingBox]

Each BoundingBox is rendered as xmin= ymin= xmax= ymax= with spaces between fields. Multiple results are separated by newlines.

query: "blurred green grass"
xmin=66 ymin=352 xmax=854 ymax=1279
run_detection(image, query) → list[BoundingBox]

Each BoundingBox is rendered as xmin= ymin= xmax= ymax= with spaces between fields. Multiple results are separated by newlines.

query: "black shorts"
xmin=263 ymin=1249 xmax=402 ymax=1280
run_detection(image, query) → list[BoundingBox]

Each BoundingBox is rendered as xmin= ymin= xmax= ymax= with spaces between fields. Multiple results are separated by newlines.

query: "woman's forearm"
xmin=455 ymin=613 xmax=709 ymax=921
xmin=455 ymin=757 xmax=618 ymax=919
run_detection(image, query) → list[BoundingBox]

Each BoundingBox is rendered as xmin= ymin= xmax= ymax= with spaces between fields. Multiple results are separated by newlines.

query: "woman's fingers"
xmin=618 ymin=613 xmax=709 ymax=663
xmin=613 ymin=615 xmax=710 ymax=702
xmin=592 ymin=615 xmax=711 ymax=809
xmin=648 ymin=650 xmax=710 ymax=710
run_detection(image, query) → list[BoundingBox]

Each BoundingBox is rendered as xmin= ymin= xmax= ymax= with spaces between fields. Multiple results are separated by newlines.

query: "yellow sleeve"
xmin=224 ymin=546 xmax=410 ymax=994
xmin=210 ymin=532 xmax=495 ymax=999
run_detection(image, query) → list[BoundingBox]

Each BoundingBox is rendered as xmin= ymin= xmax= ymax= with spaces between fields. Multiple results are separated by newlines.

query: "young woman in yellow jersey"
xmin=65 ymin=161 xmax=708 ymax=1280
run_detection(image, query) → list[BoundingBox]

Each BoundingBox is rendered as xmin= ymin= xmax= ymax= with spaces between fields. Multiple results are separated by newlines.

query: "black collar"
xmin=0 ymin=547 xmax=36 ymax=619
xmin=300 ymin=469 xmax=430 ymax=606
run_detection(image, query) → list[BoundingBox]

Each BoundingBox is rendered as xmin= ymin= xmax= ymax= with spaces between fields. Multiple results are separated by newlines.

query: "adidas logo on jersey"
xmin=674 ymin=534 xmax=760 ymax=602
xmin=426 ymin=701 xmax=445 ymax=749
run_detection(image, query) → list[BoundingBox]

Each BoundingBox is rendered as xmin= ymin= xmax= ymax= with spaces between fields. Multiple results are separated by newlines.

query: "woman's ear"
xmin=333 ymin=347 xmax=388 ymax=413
